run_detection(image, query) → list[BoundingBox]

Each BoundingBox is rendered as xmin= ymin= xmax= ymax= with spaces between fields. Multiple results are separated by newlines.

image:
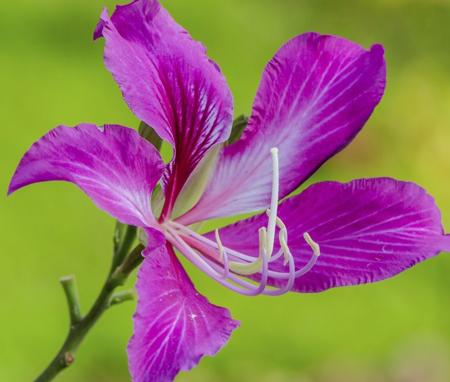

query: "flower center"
xmin=162 ymin=148 xmax=320 ymax=296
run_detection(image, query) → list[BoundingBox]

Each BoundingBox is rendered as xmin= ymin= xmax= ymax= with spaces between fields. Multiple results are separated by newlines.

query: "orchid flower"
xmin=8 ymin=0 xmax=450 ymax=381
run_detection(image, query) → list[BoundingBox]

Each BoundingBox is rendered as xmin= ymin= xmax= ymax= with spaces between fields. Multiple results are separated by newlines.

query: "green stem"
xmin=112 ymin=223 xmax=137 ymax=270
xmin=59 ymin=276 xmax=82 ymax=325
xmin=110 ymin=290 xmax=136 ymax=307
xmin=34 ymin=244 xmax=144 ymax=382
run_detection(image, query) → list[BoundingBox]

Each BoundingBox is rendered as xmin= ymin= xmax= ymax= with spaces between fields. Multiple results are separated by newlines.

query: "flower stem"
xmin=34 ymin=243 xmax=144 ymax=382
xmin=112 ymin=223 xmax=137 ymax=270
xmin=59 ymin=276 xmax=82 ymax=325
xmin=110 ymin=289 xmax=136 ymax=306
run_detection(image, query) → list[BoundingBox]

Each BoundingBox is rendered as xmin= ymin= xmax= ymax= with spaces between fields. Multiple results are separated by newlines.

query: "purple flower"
xmin=8 ymin=0 xmax=450 ymax=381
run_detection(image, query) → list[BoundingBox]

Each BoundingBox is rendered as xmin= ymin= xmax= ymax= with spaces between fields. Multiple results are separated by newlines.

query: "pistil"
xmin=266 ymin=147 xmax=280 ymax=257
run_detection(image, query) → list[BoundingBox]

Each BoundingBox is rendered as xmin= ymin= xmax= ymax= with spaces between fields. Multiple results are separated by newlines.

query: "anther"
xmin=228 ymin=227 xmax=267 ymax=276
xmin=275 ymin=216 xmax=290 ymax=266
xmin=215 ymin=229 xmax=229 ymax=279
xmin=303 ymin=232 xmax=320 ymax=257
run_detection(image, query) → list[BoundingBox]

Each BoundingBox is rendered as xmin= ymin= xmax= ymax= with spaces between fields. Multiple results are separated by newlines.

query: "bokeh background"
xmin=1 ymin=0 xmax=450 ymax=381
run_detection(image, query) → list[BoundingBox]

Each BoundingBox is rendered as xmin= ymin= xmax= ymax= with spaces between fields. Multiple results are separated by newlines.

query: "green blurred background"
xmin=1 ymin=0 xmax=450 ymax=381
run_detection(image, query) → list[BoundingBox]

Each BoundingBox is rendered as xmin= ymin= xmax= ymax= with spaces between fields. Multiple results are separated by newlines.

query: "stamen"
xmin=169 ymin=220 xmax=256 ymax=262
xmin=214 ymin=229 xmax=224 ymax=261
xmin=164 ymin=149 xmax=322 ymax=297
xmin=254 ymin=227 xmax=270 ymax=294
xmin=268 ymin=232 xmax=320 ymax=280
xmin=274 ymin=216 xmax=290 ymax=265
xmin=165 ymin=222 xmax=321 ymax=296
xmin=228 ymin=227 xmax=266 ymax=276
xmin=214 ymin=229 xmax=229 ymax=279
xmin=264 ymin=220 xmax=296 ymax=296
xmin=165 ymin=226 xmax=269 ymax=296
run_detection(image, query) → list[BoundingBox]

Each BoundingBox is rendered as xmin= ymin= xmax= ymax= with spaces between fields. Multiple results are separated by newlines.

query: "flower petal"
xmin=128 ymin=243 xmax=239 ymax=382
xmin=206 ymin=178 xmax=448 ymax=292
xmin=95 ymin=0 xmax=233 ymax=212
xmin=8 ymin=124 xmax=164 ymax=227
xmin=180 ymin=33 xmax=386 ymax=224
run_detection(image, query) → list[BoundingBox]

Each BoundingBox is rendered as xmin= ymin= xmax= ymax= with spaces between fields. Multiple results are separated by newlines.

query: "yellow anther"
xmin=260 ymin=226 xmax=268 ymax=252
xmin=303 ymin=232 xmax=320 ymax=257
xmin=215 ymin=229 xmax=225 ymax=261
xmin=215 ymin=229 xmax=229 ymax=279
xmin=275 ymin=217 xmax=291 ymax=266
xmin=229 ymin=227 xmax=267 ymax=276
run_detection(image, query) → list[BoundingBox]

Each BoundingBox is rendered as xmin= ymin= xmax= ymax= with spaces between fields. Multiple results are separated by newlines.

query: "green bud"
xmin=227 ymin=115 xmax=248 ymax=144
xmin=138 ymin=121 xmax=163 ymax=151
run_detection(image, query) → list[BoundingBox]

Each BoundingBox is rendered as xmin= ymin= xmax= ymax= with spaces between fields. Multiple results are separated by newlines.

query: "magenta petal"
xmin=445 ymin=235 xmax=450 ymax=251
xmin=8 ymin=124 xmax=164 ymax=227
xmin=206 ymin=178 xmax=448 ymax=292
xmin=181 ymin=33 xmax=386 ymax=224
xmin=95 ymin=0 xmax=233 ymax=206
xmin=128 ymin=244 xmax=239 ymax=382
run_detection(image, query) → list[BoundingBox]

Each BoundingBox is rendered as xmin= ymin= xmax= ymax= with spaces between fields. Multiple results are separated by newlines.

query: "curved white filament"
xmin=266 ymin=147 xmax=280 ymax=258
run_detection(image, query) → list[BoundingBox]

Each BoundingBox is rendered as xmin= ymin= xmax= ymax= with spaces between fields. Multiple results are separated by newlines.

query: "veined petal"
xmin=205 ymin=178 xmax=448 ymax=292
xmin=180 ymin=33 xmax=386 ymax=224
xmin=95 ymin=0 xmax=233 ymax=214
xmin=128 ymin=244 xmax=239 ymax=382
xmin=8 ymin=124 xmax=164 ymax=227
